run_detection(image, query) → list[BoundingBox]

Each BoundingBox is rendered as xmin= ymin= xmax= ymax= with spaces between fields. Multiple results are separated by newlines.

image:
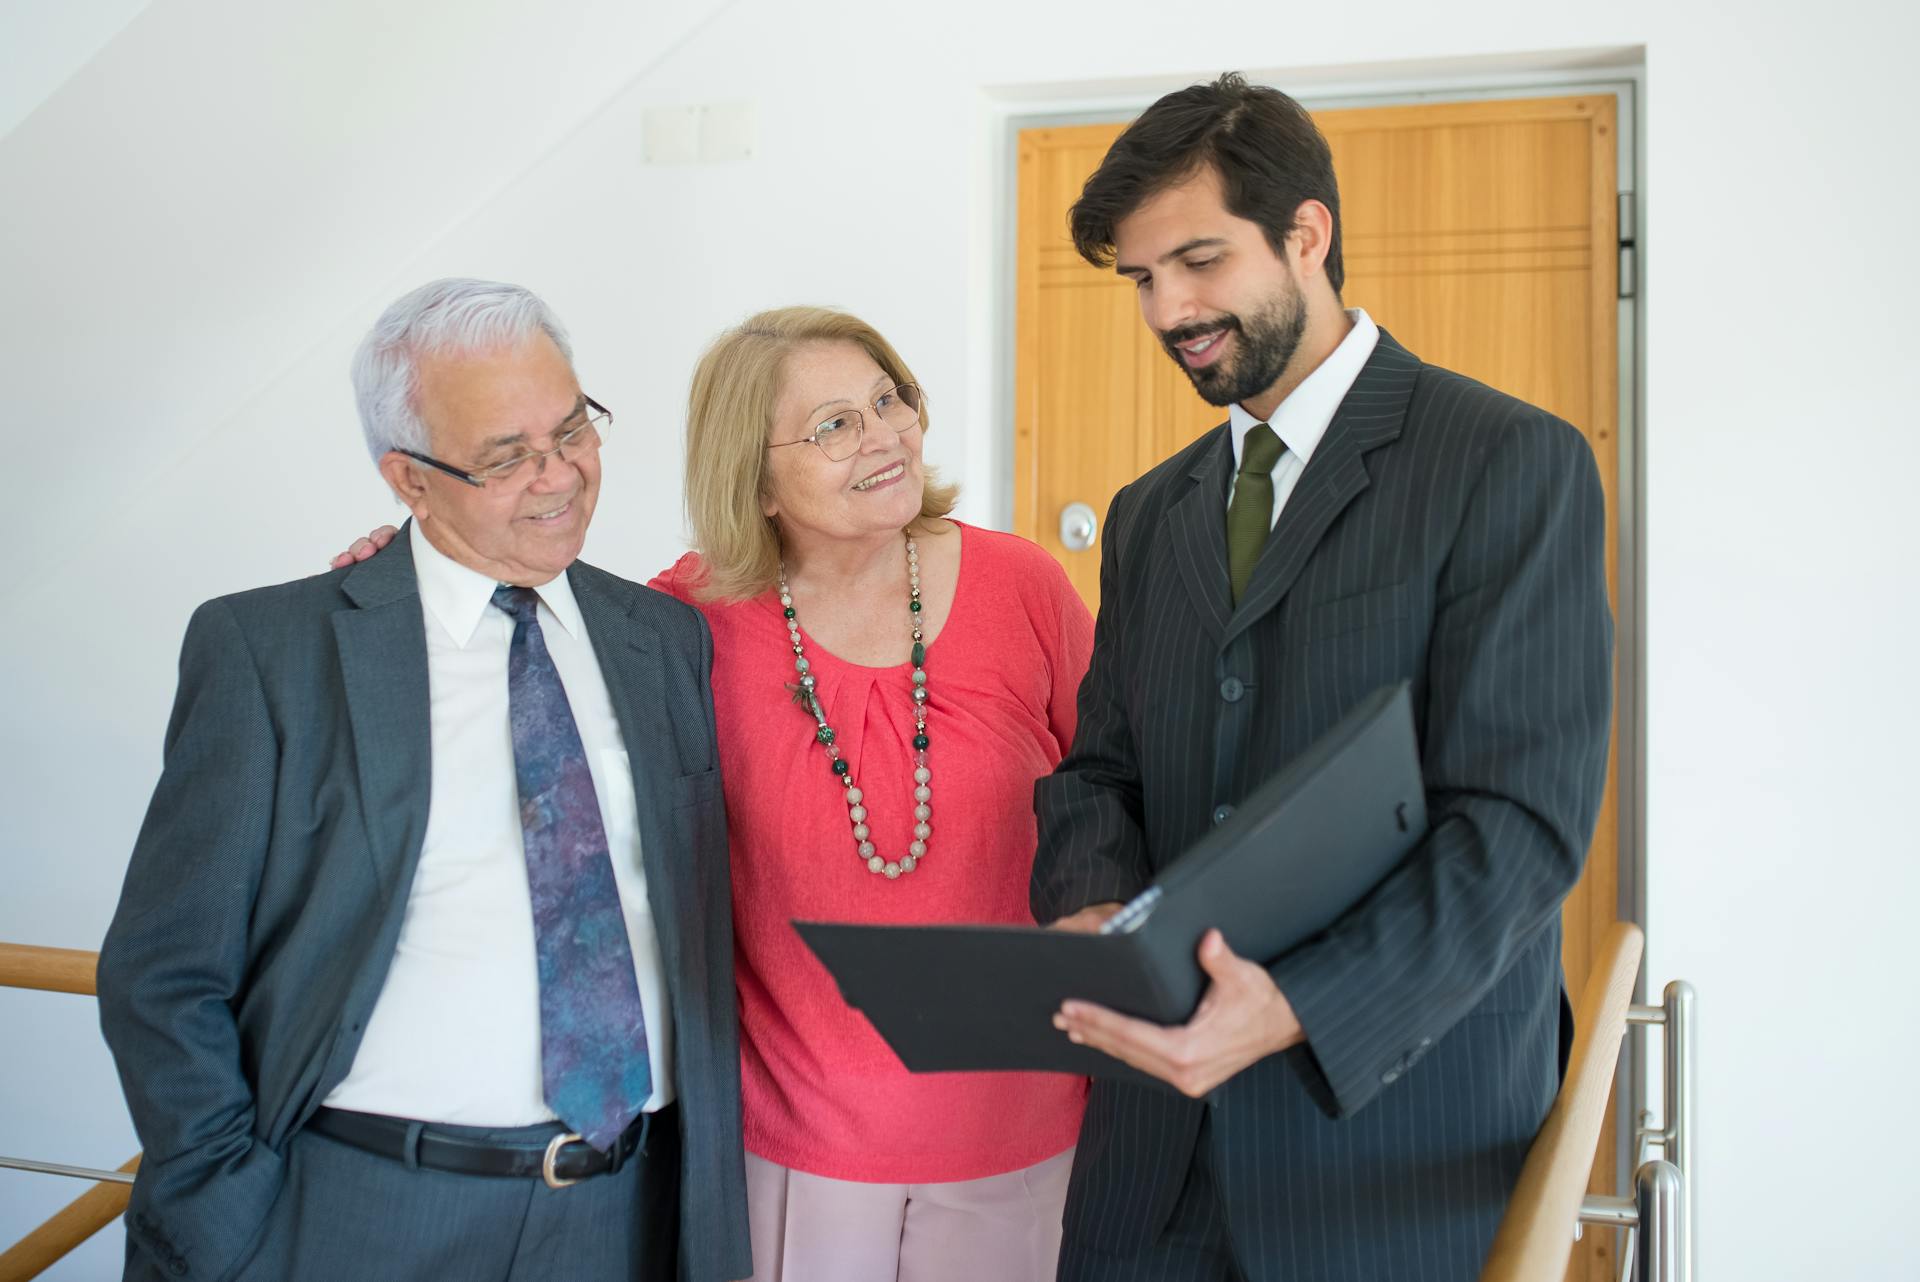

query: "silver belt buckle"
xmin=542 ymin=1131 xmax=583 ymax=1189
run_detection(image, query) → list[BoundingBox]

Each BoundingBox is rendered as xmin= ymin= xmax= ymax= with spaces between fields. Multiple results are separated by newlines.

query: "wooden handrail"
xmin=0 ymin=1154 xmax=140 ymax=1282
xmin=0 ymin=941 xmax=120 ymax=1280
xmin=1480 ymin=921 xmax=1645 ymax=1282
xmin=0 ymin=944 xmax=98 ymax=997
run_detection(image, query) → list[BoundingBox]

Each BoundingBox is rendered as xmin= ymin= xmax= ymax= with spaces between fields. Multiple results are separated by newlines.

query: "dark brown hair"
xmin=1069 ymin=72 xmax=1344 ymax=293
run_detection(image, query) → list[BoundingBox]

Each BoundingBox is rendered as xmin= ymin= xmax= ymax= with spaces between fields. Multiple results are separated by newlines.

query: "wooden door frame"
xmin=986 ymin=65 xmax=1650 ymax=1210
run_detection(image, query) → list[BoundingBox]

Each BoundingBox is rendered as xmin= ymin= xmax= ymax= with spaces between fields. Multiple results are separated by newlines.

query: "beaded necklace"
xmin=778 ymin=532 xmax=931 ymax=880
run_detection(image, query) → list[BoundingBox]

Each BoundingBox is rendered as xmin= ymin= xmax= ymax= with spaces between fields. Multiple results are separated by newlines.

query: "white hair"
xmin=350 ymin=277 xmax=575 ymax=462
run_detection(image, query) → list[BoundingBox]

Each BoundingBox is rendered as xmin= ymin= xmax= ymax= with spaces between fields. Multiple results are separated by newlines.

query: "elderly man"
xmin=98 ymin=279 xmax=749 ymax=1282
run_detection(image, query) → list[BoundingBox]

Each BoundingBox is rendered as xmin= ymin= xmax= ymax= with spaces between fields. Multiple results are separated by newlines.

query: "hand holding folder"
xmin=795 ymin=683 xmax=1427 ymax=1084
xmin=1049 ymin=924 xmax=1308 ymax=1097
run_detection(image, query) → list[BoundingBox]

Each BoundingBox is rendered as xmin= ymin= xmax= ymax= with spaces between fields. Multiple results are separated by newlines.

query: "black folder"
xmin=794 ymin=682 xmax=1427 ymax=1080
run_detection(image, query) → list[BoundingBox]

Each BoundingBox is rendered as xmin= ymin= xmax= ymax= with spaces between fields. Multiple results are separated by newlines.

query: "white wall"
xmin=3 ymin=0 xmax=1916 ymax=1277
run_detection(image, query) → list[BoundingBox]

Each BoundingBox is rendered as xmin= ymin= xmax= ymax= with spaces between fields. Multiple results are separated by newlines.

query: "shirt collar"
xmin=1229 ymin=308 xmax=1381 ymax=468
xmin=409 ymin=520 xmax=583 ymax=648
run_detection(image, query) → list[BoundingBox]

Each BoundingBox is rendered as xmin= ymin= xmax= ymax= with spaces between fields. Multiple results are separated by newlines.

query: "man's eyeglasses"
xmin=399 ymin=396 xmax=612 ymax=490
xmin=768 ymin=384 xmax=924 ymax=463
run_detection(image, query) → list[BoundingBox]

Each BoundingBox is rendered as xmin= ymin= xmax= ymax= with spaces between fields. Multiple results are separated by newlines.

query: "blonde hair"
xmin=684 ymin=306 xmax=960 ymax=601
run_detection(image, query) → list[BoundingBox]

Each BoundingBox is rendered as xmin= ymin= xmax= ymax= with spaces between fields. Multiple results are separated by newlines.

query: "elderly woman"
xmin=338 ymin=306 xmax=1091 ymax=1281
xmin=661 ymin=305 xmax=1091 ymax=1280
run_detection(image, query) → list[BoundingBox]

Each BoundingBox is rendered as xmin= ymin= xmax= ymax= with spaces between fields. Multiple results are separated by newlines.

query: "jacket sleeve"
xmin=1031 ymin=485 xmax=1155 ymax=922
xmin=1041 ymin=546 xmax=1096 ymax=760
xmin=97 ymin=598 xmax=286 ymax=1282
xmin=1271 ymin=415 xmax=1613 ymax=1118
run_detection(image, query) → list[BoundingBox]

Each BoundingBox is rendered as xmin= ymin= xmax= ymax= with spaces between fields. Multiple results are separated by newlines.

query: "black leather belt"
xmin=307 ymin=1105 xmax=665 ymax=1190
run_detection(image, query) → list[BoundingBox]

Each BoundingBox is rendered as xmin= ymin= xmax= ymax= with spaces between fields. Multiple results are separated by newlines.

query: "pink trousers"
xmin=742 ymin=1148 xmax=1074 ymax=1282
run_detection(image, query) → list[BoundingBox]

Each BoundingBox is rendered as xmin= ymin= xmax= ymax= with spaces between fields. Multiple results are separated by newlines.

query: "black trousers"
xmin=1055 ymin=1109 xmax=1247 ymax=1282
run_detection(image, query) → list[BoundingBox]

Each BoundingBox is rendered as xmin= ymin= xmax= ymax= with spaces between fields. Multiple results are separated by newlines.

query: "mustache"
xmin=1160 ymin=316 xmax=1242 ymax=349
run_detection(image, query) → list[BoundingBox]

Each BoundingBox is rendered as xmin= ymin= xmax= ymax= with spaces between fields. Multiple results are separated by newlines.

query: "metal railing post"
xmin=1661 ymin=981 xmax=1696 ymax=1282
xmin=1588 ymin=978 xmax=1696 ymax=1282
xmin=1634 ymin=1159 xmax=1683 ymax=1281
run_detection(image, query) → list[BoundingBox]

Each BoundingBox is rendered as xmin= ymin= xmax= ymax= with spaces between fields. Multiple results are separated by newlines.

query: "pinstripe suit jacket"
xmin=1031 ymin=330 xmax=1613 ymax=1280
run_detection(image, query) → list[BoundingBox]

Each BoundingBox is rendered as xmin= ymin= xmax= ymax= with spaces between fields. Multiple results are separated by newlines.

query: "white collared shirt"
xmin=1227 ymin=308 xmax=1381 ymax=528
xmin=324 ymin=521 xmax=675 ymax=1123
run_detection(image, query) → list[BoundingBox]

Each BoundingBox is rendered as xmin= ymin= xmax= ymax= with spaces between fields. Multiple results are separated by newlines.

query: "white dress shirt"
xmin=325 ymin=521 xmax=675 ymax=1123
xmin=1227 ymin=308 xmax=1381 ymax=527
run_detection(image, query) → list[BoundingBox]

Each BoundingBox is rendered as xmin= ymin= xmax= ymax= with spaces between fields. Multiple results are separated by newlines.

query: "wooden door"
xmin=1014 ymin=94 xmax=1624 ymax=1282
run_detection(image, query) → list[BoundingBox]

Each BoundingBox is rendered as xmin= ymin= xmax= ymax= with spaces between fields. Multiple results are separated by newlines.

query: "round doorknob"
xmin=1059 ymin=502 xmax=1098 ymax=552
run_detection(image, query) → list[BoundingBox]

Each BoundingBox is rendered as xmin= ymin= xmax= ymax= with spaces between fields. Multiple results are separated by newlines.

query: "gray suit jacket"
xmin=98 ymin=531 xmax=750 ymax=1282
xmin=1032 ymin=331 xmax=1613 ymax=1279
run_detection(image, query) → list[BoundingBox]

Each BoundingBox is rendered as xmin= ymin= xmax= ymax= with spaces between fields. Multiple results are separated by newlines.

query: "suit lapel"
xmin=332 ymin=527 xmax=433 ymax=894
xmin=569 ymin=563 xmax=682 ymax=943
xmin=1167 ymin=425 xmax=1235 ymax=648
xmin=1223 ymin=331 xmax=1422 ymax=647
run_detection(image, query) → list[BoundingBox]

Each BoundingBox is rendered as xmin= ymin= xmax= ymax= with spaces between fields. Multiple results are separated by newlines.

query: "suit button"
xmin=1212 ymin=804 xmax=1235 ymax=826
xmin=1219 ymin=676 xmax=1244 ymax=702
xmin=168 ymin=1260 xmax=188 ymax=1277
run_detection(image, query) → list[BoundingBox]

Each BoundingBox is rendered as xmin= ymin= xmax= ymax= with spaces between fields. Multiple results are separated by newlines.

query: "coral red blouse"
xmin=652 ymin=522 xmax=1092 ymax=1181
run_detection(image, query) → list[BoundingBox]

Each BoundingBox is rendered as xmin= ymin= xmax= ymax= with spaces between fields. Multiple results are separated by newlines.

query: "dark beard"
xmin=1159 ymin=284 xmax=1307 ymax=408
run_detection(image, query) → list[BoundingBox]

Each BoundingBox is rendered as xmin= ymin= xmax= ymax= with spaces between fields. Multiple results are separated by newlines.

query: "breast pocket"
xmin=670 ymin=766 xmax=721 ymax=812
xmin=1280 ymin=581 xmax=1421 ymax=716
xmin=665 ymin=767 xmax=727 ymax=908
xmin=1303 ymin=582 xmax=1411 ymax=641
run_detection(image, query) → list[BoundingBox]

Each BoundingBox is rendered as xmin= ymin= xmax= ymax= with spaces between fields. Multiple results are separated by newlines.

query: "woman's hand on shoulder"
xmin=330 ymin=525 xmax=399 ymax=569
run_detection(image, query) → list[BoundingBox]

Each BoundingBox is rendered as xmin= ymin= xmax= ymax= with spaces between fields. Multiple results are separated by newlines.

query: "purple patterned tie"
xmin=493 ymin=585 xmax=651 ymax=1151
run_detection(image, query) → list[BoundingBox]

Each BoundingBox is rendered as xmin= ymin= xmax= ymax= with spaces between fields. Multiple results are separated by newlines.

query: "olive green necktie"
xmin=1226 ymin=423 xmax=1285 ymax=605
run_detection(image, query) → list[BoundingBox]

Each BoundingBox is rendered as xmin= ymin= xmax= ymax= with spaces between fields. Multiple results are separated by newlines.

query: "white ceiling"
xmin=0 ymin=0 xmax=731 ymax=572
xmin=0 ymin=0 xmax=155 ymax=140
